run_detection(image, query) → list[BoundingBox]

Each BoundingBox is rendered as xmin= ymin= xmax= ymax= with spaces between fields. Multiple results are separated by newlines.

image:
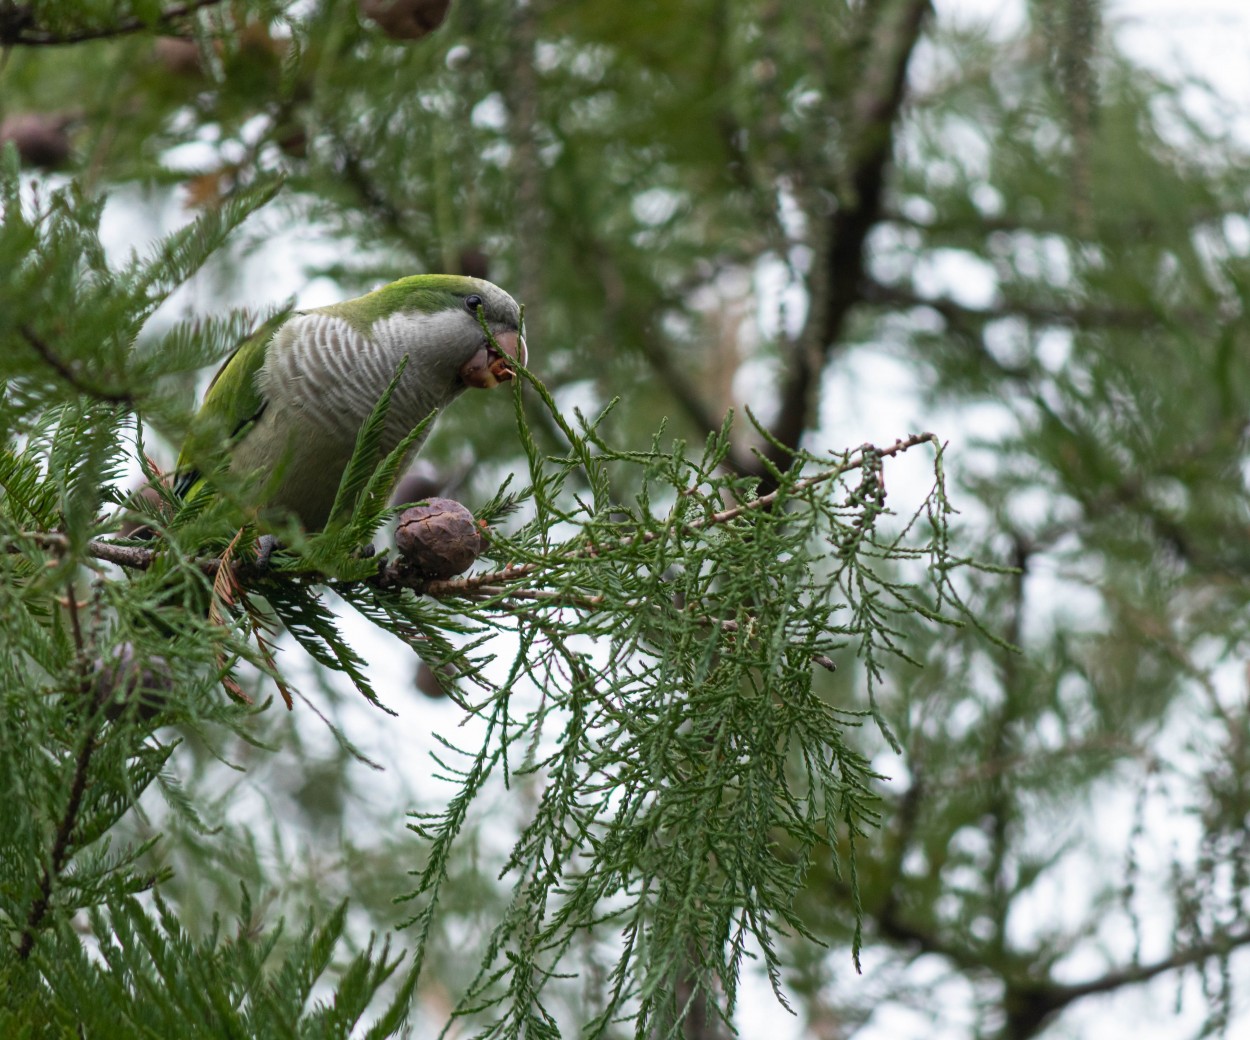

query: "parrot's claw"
xmin=252 ymin=534 xmax=280 ymax=573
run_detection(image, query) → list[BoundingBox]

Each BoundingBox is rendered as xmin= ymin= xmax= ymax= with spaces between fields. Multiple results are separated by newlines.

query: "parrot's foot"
xmin=252 ymin=534 xmax=280 ymax=573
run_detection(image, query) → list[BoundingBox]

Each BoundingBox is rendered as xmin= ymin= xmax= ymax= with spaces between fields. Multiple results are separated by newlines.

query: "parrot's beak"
xmin=460 ymin=330 xmax=527 ymax=389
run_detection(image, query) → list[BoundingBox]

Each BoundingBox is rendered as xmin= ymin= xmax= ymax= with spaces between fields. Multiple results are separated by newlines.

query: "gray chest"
xmin=259 ymin=312 xmax=465 ymax=450
xmin=233 ymin=313 xmax=463 ymax=527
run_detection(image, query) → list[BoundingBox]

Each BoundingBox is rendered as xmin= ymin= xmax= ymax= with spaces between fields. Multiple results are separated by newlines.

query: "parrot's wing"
xmin=174 ymin=316 xmax=284 ymax=498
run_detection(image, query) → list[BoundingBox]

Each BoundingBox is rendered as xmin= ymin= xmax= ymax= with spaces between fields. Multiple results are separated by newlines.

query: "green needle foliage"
xmin=10 ymin=0 xmax=1250 ymax=1034
xmin=7 ymin=892 xmax=409 ymax=1038
xmin=0 ymin=157 xmax=976 ymax=1034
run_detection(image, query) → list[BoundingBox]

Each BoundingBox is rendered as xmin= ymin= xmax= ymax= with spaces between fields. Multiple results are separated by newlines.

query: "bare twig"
xmin=9 ymin=434 xmax=937 ymax=632
xmin=757 ymin=0 xmax=932 ymax=487
xmin=12 ymin=531 xmax=156 ymax=571
xmin=1 ymin=0 xmax=224 ymax=46
xmin=859 ymin=278 xmax=1189 ymax=332
xmin=17 ymin=583 xmax=103 ymax=958
xmin=419 ymin=432 xmax=937 ymax=597
xmin=19 ymin=325 xmax=135 ymax=406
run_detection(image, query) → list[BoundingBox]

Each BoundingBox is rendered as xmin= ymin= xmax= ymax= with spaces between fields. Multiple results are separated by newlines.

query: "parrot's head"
xmin=338 ymin=274 xmax=526 ymax=396
xmin=451 ymin=278 xmax=527 ymax=391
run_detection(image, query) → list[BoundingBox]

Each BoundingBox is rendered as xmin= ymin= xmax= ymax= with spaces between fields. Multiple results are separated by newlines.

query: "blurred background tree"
xmin=3 ymin=0 xmax=1250 ymax=1037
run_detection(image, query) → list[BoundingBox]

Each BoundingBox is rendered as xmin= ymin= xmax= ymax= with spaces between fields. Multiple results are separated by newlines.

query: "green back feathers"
xmin=174 ymin=314 xmax=281 ymax=496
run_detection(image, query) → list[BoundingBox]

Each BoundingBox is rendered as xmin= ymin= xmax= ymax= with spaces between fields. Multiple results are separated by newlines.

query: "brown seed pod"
xmin=118 ymin=482 xmax=170 ymax=538
xmin=92 ymin=643 xmax=173 ymax=721
xmin=457 ymin=246 xmax=490 ymax=280
xmin=274 ymin=125 xmax=308 ymax=158
xmin=358 ymin=0 xmax=451 ymax=40
xmin=415 ymin=659 xmax=456 ymax=699
xmin=390 ymin=466 xmax=445 ymax=508
xmin=395 ymin=497 xmax=483 ymax=578
xmin=0 ymin=113 xmax=72 ymax=170
xmin=154 ymin=37 xmax=205 ymax=77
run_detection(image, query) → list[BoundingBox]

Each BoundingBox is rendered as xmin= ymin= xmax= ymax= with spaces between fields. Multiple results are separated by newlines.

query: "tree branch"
xmin=10 ymin=432 xmax=938 ymax=609
xmin=872 ymin=884 xmax=1250 ymax=1040
xmin=1000 ymin=925 xmax=1250 ymax=1039
xmin=0 ymin=0 xmax=225 ymax=46
xmin=632 ymin=328 xmax=743 ymax=462
xmin=331 ymin=133 xmax=426 ymax=258
xmin=869 ymin=827 xmax=1250 ymax=1040
xmin=859 ymin=278 xmax=1189 ymax=332
xmin=19 ymin=325 xmax=136 ymax=406
xmin=415 ymin=432 xmax=937 ymax=597
xmin=17 ymin=584 xmax=104 ymax=958
xmin=757 ymin=0 xmax=932 ymax=486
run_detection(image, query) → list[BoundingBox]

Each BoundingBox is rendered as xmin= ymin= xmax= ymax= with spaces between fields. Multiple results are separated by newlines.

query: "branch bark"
xmin=10 ymin=431 xmax=938 ymax=593
xmin=754 ymin=0 xmax=932 ymax=488
xmin=860 ymin=277 xmax=1186 ymax=332
xmin=873 ymin=880 xmax=1250 ymax=1040
xmin=20 ymin=325 xmax=136 ymax=406
xmin=17 ymin=586 xmax=104 ymax=958
xmin=0 ymin=0 xmax=224 ymax=46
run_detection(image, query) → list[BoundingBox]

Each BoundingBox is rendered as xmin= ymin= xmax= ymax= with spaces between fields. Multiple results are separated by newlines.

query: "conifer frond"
xmin=11 ymin=894 xmax=401 ymax=1037
xmin=127 ymin=176 xmax=282 ymax=304
xmin=0 ymin=443 xmax=61 ymax=529
xmin=261 ymin=579 xmax=391 ymax=714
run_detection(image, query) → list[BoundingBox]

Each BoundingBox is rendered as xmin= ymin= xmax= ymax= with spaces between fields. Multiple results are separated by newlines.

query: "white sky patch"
xmin=630 ymin=186 xmax=682 ymax=226
xmin=552 ymin=376 xmax=600 ymax=422
xmin=970 ymin=181 xmax=1005 ymax=218
xmin=731 ymin=354 xmax=782 ymax=425
xmin=160 ymin=138 xmax=222 ymax=173
xmin=1115 ymin=0 xmax=1250 ymax=140
xmin=481 ymin=139 xmax=512 ymax=167
xmin=911 ymin=247 xmax=998 ymax=309
xmin=470 ymin=92 xmax=508 ymax=131
xmin=868 ymin=220 xmax=925 ymax=283
xmin=1224 ymin=213 xmax=1250 ymax=255
xmin=854 ymin=971 xmax=983 ymax=1040
xmin=981 ymin=316 xmax=1030 ymax=369
xmin=753 ymin=252 xmax=808 ymax=341
xmin=818 ymin=349 xmax=925 ymax=448
xmin=1034 ymin=326 xmax=1074 ymax=373
xmin=775 ymin=181 xmax=808 ymax=241
xmin=897 ymin=193 xmax=937 ymax=226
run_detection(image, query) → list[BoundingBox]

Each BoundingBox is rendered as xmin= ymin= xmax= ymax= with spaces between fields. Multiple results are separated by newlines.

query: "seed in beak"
xmin=459 ymin=330 xmax=526 ymax=389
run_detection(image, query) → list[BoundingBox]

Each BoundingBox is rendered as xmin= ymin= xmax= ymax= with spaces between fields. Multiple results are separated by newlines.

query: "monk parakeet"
xmin=176 ymin=274 xmax=524 ymax=530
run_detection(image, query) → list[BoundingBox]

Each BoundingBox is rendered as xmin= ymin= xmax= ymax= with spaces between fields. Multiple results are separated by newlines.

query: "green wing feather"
xmin=174 ymin=315 xmax=285 ymax=498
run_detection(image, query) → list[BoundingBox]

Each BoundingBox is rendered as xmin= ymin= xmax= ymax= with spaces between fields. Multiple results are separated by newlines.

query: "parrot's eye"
xmin=464 ymin=294 xmax=484 ymax=313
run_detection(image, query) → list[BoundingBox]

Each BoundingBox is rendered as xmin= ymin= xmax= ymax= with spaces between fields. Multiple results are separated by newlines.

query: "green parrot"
xmin=175 ymin=274 xmax=524 ymax=531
